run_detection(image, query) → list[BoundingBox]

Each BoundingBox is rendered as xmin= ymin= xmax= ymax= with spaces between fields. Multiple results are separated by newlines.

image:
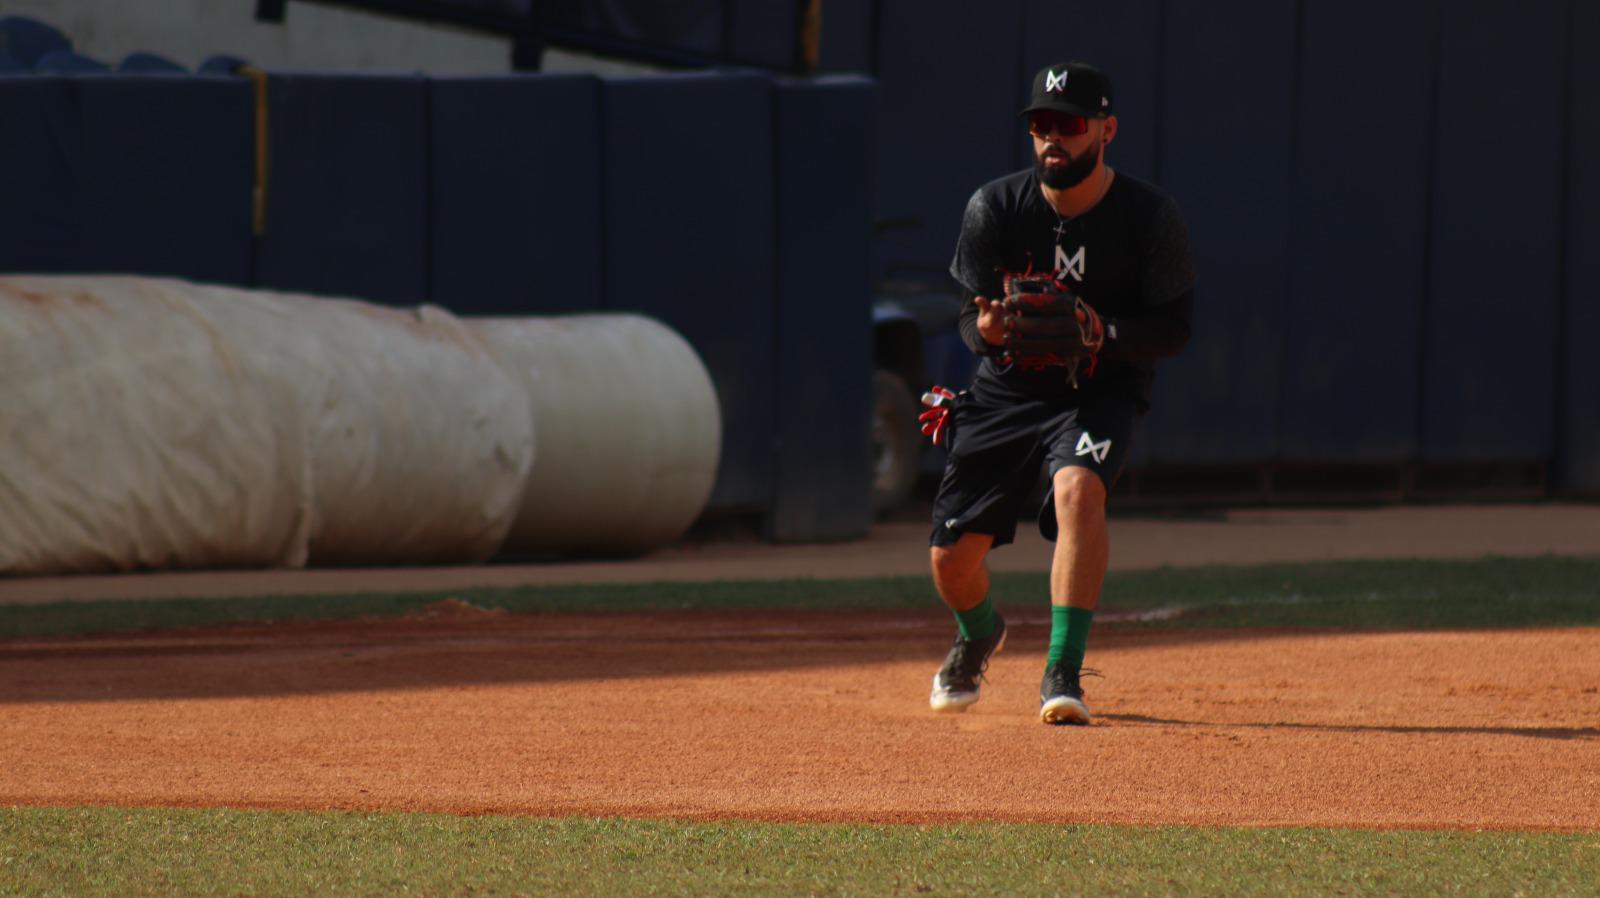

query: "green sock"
xmin=954 ymin=596 xmax=997 ymax=641
xmin=1048 ymin=606 xmax=1094 ymax=670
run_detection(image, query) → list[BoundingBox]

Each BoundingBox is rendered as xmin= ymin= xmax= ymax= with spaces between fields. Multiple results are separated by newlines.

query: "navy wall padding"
xmin=428 ymin=75 xmax=601 ymax=315
xmin=0 ymin=76 xmax=251 ymax=284
xmin=75 ymin=76 xmax=253 ymax=284
xmin=1020 ymin=0 xmax=1162 ymax=182
xmin=0 ymin=78 xmax=84 ymax=272
xmin=1421 ymin=0 xmax=1567 ymax=461
xmin=770 ymin=76 xmax=876 ymax=541
xmin=872 ymin=0 xmax=1025 ymax=281
xmin=729 ymin=4 xmax=798 ymax=71
xmin=1142 ymin=0 xmax=1297 ymax=463
xmin=1278 ymin=0 xmax=1432 ymax=461
xmin=602 ymin=73 xmax=777 ymax=512
xmin=1562 ymin=1 xmax=1600 ymax=495
xmin=817 ymin=0 xmax=871 ymax=73
xmin=1124 ymin=417 xmax=1152 ymax=469
xmin=256 ymin=74 xmax=429 ymax=306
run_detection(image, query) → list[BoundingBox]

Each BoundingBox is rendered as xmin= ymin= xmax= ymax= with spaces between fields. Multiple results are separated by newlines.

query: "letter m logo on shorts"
xmin=1075 ymin=431 xmax=1111 ymax=464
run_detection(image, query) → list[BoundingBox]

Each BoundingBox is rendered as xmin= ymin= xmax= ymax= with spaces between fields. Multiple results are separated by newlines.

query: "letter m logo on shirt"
xmin=1055 ymin=245 xmax=1086 ymax=281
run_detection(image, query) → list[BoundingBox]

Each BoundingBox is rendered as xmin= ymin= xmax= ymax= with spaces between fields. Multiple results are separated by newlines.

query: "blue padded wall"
xmin=0 ymin=78 xmax=83 ymax=272
xmin=0 ymin=75 xmax=251 ymax=284
xmin=602 ymin=73 xmax=777 ymax=512
xmin=77 ymin=75 xmax=253 ymax=284
xmin=1279 ymin=0 xmax=1432 ymax=461
xmin=256 ymin=74 xmax=428 ymax=306
xmin=1020 ymin=0 xmax=1162 ymax=182
xmin=1421 ymin=0 xmax=1567 ymax=461
xmin=729 ymin=4 xmax=799 ymax=71
xmin=429 ymin=75 xmax=602 ymax=315
xmin=1563 ymin=1 xmax=1600 ymax=495
xmin=872 ymin=0 xmax=1025 ymax=280
xmin=817 ymin=0 xmax=872 ymax=73
xmin=770 ymin=76 xmax=876 ymax=542
xmin=1143 ymin=0 xmax=1297 ymax=463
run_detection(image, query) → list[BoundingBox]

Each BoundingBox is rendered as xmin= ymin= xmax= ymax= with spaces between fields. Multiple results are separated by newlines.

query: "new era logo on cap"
xmin=1045 ymin=69 xmax=1068 ymax=92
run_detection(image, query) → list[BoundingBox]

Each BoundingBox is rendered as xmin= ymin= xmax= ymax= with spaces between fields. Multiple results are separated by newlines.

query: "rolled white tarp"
xmin=475 ymin=314 xmax=720 ymax=557
xmin=282 ymin=295 xmax=534 ymax=566
xmin=0 ymin=275 xmax=315 ymax=574
xmin=0 ymin=275 xmax=534 ymax=575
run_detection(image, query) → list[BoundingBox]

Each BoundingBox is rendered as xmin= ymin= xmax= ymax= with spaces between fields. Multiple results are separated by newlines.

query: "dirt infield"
xmin=2 ymin=503 xmax=1598 ymax=830
xmin=2 ymin=609 xmax=1596 ymax=830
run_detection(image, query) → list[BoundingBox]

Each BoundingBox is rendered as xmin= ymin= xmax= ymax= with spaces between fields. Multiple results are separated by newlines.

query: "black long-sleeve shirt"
xmin=949 ymin=168 xmax=1196 ymax=409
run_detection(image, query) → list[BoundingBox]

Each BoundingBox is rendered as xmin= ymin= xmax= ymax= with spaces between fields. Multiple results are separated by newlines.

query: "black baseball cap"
xmin=1020 ymin=61 xmax=1114 ymax=119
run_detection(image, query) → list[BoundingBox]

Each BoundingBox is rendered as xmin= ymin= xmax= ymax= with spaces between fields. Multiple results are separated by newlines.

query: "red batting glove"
xmin=918 ymin=385 xmax=958 ymax=446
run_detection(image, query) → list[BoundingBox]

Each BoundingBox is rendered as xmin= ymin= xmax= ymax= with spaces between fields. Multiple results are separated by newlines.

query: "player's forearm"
xmin=1098 ymin=291 xmax=1193 ymax=362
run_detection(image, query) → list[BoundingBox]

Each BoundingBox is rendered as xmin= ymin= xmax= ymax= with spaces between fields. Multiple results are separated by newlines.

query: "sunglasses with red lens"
xmin=1027 ymin=111 xmax=1089 ymax=139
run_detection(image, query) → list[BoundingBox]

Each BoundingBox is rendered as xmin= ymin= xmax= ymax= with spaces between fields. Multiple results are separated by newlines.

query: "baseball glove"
xmin=999 ymin=272 xmax=1105 ymax=384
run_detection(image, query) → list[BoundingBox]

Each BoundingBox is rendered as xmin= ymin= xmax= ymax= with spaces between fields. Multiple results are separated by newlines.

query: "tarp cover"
xmin=478 ymin=315 xmax=719 ymax=557
xmin=0 ymin=275 xmax=533 ymax=574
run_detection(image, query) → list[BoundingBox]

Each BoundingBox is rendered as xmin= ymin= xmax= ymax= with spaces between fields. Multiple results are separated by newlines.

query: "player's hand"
xmin=974 ymin=295 xmax=1007 ymax=347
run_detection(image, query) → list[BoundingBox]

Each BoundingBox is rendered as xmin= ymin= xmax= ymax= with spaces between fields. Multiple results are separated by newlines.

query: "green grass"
xmin=2 ymin=555 xmax=1596 ymax=640
xmin=0 ymin=807 xmax=1595 ymax=898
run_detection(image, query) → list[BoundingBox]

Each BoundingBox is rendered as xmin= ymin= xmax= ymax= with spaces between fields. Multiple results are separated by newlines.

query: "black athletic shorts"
xmin=928 ymin=383 xmax=1137 ymax=548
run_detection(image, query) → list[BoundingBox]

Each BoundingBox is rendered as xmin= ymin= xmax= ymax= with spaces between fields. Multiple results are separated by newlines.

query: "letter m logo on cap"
xmin=1045 ymin=69 xmax=1068 ymax=92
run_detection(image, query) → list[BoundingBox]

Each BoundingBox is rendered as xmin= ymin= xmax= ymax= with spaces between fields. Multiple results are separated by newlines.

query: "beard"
xmin=1035 ymin=144 xmax=1100 ymax=189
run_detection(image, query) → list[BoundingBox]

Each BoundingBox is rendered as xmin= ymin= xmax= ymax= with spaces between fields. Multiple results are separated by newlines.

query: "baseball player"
xmin=922 ymin=61 xmax=1195 ymax=725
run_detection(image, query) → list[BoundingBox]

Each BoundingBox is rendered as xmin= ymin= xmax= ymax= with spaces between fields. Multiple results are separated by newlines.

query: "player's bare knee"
xmin=929 ymin=540 xmax=985 ymax=585
xmin=929 ymin=545 xmax=970 ymax=584
xmin=1053 ymin=467 xmax=1106 ymax=520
